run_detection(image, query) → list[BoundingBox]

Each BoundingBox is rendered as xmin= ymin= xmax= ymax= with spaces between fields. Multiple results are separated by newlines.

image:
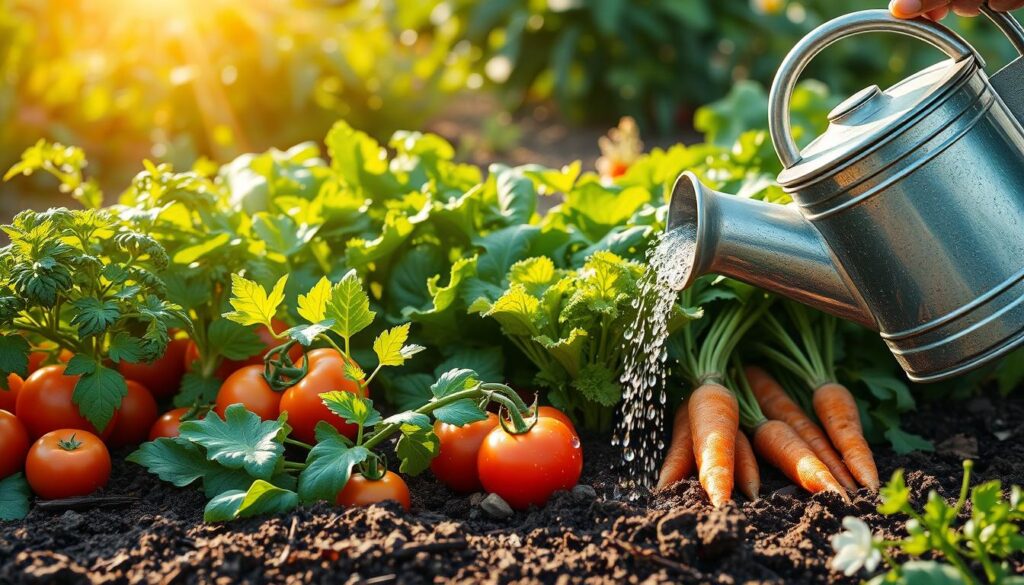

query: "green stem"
xmin=362 ymin=383 xmax=529 ymax=451
xmin=283 ymin=461 xmax=306 ymax=470
xmin=284 ymin=437 xmax=313 ymax=450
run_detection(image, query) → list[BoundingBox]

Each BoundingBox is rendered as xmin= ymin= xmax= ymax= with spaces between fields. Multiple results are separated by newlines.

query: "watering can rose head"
xmin=666 ymin=9 xmax=1024 ymax=383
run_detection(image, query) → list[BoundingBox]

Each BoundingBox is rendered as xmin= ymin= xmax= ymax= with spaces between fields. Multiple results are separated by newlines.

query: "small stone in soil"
xmin=468 ymin=492 xmax=485 ymax=507
xmin=480 ymin=493 xmax=513 ymax=519
xmin=572 ymin=484 xmax=597 ymax=501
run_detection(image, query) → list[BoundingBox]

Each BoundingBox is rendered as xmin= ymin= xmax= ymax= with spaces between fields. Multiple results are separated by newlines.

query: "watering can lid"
xmin=777 ymin=56 xmax=975 ymax=187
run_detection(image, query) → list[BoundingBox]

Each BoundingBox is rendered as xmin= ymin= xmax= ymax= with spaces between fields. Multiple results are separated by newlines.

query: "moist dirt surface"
xmin=2 ymin=394 xmax=1022 ymax=585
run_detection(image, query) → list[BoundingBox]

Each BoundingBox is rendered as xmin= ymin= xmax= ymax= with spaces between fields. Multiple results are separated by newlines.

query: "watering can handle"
xmin=768 ymin=8 xmax=1024 ymax=169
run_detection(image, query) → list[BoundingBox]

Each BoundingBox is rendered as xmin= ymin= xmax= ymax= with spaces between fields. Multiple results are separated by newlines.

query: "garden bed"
xmin=2 ymin=393 xmax=1021 ymax=585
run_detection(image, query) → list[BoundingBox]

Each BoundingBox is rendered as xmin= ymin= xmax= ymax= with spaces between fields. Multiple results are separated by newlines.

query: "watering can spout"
xmin=666 ymin=172 xmax=875 ymax=329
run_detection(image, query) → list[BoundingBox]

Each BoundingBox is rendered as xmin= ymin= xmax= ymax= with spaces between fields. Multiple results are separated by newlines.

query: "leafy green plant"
xmin=832 ymin=461 xmax=1024 ymax=585
xmin=130 ymin=269 xmax=537 ymax=521
xmin=0 ymin=206 xmax=186 ymax=429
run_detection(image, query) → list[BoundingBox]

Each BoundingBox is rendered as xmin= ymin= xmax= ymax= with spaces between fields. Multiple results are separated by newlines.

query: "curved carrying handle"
xmin=768 ymin=8 xmax=1024 ymax=169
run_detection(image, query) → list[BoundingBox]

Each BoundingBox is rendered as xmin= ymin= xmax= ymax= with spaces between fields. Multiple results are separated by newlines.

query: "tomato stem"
xmin=283 ymin=437 xmax=313 ymax=450
xmin=362 ymin=382 xmax=529 ymax=450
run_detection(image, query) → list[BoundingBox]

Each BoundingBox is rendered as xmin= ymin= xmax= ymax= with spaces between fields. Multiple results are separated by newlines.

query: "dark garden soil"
xmin=2 ymin=393 xmax=1022 ymax=585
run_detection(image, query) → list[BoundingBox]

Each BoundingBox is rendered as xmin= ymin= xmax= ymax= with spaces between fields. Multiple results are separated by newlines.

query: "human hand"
xmin=889 ymin=0 xmax=1024 ymax=20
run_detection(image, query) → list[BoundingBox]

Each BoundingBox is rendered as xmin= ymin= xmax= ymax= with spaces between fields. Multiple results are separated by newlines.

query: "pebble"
xmin=480 ymin=493 xmax=514 ymax=519
xmin=571 ymin=485 xmax=597 ymax=502
xmin=468 ymin=492 xmax=485 ymax=507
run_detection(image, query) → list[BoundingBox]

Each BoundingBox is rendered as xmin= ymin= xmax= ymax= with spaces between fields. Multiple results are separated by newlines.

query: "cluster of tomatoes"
xmin=1 ymin=319 xmax=585 ymax=513
xmin=432 ymin=406 xmax=582 ymax=509
xmin=0 ymin=321 xmax=296 ymax=503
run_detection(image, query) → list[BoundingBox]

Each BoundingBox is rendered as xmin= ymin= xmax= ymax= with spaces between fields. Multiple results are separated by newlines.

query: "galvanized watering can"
xmin=667 ymin=7 xmax=1024 ymax=382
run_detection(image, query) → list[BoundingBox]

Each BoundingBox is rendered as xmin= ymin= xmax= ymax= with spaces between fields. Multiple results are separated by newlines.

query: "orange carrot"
xmin=734 ymin=431 xmax=760 ymax=501
xmin=744 ymin=365 xmax=859 ymax=493
xmin=813 ymin=382 xmax=879 ymax=490
xmin=657 ymin=401 xmax=696 ymax=490
xmin=688 ymin=383 xmax=738 ymax=507
xmin=751 ymin=419 xmax=849 ymax=501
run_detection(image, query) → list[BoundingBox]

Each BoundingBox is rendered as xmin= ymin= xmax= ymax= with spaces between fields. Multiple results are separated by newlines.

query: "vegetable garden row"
xmin=0 ymin=84 xmax=1022 ymax=583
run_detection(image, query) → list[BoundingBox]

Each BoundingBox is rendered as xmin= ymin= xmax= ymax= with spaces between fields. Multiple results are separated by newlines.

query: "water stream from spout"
xmin=614 ymin=224 xmax=698 ymax=494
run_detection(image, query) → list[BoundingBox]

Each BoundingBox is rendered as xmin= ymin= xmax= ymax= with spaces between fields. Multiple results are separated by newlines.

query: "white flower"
xmin=831 ymin=516 xmax=882 ymax=577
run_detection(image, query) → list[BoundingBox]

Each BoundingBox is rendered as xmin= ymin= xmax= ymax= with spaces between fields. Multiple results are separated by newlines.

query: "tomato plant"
xmin=215 ymin=365 xmax=281 ymax=422
xmin=118 ymin=338 xmax=189 ymax=399
xmin=148 ymin=407 xmax=194 ymax=441
xmin=0 ymin=374 xmax=22 ymax=413
xmin=431 ymin=413 xmax=499 ymax=493
xmin=478 ymin=417 xmax=583 ymax=509
xmin=0 ymin=409 xmax=30 ymax=479
xmin=280 ymin=349 xmax=365 ymax=444
xmin=107 ymin=381 xmax=159 ymax=448
xmin=335 ymin=472 xmax=411 ymax=511
xmin=16 ymin=365 xmax=119 ymax=440
xmin=26 ymin=429 xmax=112 ymax=499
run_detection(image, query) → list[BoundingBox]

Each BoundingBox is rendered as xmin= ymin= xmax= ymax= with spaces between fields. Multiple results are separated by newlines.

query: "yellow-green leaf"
xmin=297 ymin=276 xmax=332 ymax=324
xmin=373 ymin=323 xmax=411 ymax=367
xmin=223 ymin=274 xmax=288 ymax=328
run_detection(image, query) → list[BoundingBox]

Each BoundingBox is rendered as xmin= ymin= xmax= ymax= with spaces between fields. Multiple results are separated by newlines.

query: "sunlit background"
xmin=0 ymin=0 xmax=1016 ymax=213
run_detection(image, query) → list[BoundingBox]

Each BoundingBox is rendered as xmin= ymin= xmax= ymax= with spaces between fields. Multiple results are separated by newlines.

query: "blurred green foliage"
xmin=453 ymin=0 xmax=1021 ymax=132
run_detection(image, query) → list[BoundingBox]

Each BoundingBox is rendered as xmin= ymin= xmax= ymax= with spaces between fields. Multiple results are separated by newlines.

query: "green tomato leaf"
xmin=320 ymin=391 xmax=382 ymax=428
xmin=434 ymin=348 xmax=504 ymax=384
xmin=72 ymin=364 xmax=127 ymax=431
xmin=204 ymin=479 xmax=298 ymax=522
xmin=207 ymin=319 xmax=264 ymax=361
xmin=0 ymin=335 xmax=30 ymax=386
xmin=396 ymin=422 xmax=440 ymax=476
xmin=174 ymin=373 xmax=222 ymax=408
xmin=430 ymin=368 xmax=479 ymax=399
xmin=223 ymin=274 xmax=287 ymax=329
xmin=344 ymin=359 xmax=366 ymax=383
xmin=64 ymin=354 xmax=97 ymax=376
xmin=0 ymin=473 xmax=31 ymax=521
xmin=69 ymin=297 xmax=120 ymax=337
xmin=126 ymin=437 xmax=213 ymax=488
xmin=326 ymin=270 xmax=375 ymax=342
xmin=179 ymin=405 xmax=285 ymax=480
xmin=297 ymin=276 xmax=332 ymax=324
xmin=297 ymin=425 xmax=370 ymax=503
xmin=432 ymin=399 xmax=489 ymax=427
xmin=108 ymin=332 xmax=147 ymax=364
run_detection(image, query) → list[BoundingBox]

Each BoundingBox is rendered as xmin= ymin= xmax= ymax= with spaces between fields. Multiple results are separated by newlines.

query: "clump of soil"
xmin=2 ymin=394 xmax=1022 ymax=584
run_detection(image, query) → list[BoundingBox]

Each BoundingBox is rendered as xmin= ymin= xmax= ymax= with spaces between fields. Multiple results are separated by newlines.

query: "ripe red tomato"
xmin=106 ymin=381 xmax=159 ymax=447
xmin=184 ymin=319 xmax=301 ymax=380
xmin=279 ymin=349 xmax=365 ymax=444
xmin=214 ymin=365 xmax=281 ymax=421
xmin=431 ymin=413 xmax=499 ymax=493
xmin=538 ymin=406 xmax=577 ymax=436
xmin=118 ymin=338 xmax=189 ymax=399
xmin=0 ymin=374 xmax=23 ymax=412
xmin=149 ymin=407 xmax=192 ymax=441
xmin=25 ymin=429 xmax=111 ymax=499
xmin=336 ymin=471 xmax=411 ymax=510
xmin=0 ymin=409 xmax=30 ymax=478
xmin=477 ymin=417 xmax=583 ymax=509
xmin=16 ymin=365 xmax=119 ymax=440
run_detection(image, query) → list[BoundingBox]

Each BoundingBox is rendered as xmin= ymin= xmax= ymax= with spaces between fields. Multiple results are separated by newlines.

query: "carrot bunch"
xmin=657 ymin=287 xmax=867 ymax=506
xmin=754 ymin=303 xmax=880 ymax=491
xmin=658 ymin=292 xmax=769 ymax=506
